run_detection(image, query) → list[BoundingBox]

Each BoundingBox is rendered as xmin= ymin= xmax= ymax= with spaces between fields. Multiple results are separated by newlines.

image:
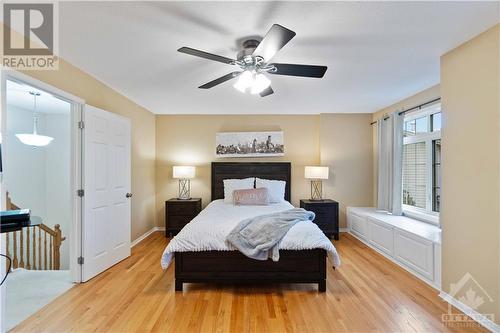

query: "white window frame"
xmin=402 ymin=103 xmax=441 ymax=226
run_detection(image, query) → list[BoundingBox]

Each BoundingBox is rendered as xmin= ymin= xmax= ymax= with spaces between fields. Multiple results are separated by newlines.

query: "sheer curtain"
xmin=376 ymin=112 xmax=404 ymax=215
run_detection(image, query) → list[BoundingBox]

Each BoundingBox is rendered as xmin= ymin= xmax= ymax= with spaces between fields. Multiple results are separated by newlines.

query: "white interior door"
xmin=82 ymin=105 xmax=131 ymax=282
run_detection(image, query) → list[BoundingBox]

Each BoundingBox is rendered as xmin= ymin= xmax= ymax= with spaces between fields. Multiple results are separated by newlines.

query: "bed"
xmin=162 ymin=162 xmax=339 ymax=292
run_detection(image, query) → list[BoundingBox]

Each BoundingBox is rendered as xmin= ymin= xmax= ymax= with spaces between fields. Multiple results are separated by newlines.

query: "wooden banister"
xmin=5 ymin=192 xmax=66 ymax=271
xmin=53 ymin=225 xmax=64 ymax=270
xmin=6 ymin=191 xmax=19 ymax=210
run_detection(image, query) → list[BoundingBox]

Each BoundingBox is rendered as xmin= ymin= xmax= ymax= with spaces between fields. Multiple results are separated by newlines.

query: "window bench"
xmin=347 ymin=207 xmax=441 ymax=289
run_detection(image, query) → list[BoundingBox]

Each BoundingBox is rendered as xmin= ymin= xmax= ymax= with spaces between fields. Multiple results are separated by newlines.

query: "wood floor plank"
xmin=11 ymin=232 xmax=488 ymax=333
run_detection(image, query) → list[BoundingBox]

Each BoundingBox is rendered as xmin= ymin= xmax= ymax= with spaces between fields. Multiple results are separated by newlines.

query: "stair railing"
xmin=5 ymin=192 xmax=66 ymax=271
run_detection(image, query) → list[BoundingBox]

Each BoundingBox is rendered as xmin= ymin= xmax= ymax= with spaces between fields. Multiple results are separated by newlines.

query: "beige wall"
xmin=156 ymin=114 xmax=373 ymax=229
xmin=371 ymin=85 xmax=441 ymax=204
xmin=156 ymin=115 xmax=319 ymax=226
xmin=441 ymin=24 xmax=500 ymax=323
xmin=320 ymin=114 xmax=374 ymax=228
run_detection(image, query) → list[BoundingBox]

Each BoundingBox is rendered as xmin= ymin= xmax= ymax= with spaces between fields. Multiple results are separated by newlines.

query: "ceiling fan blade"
xmin=198 ymin=72 xmax=241 ymax=89
xmin=178 ymin=47 xmax=235 ymax=64
xmin=260 ymin=86 xmax=274 ymax=97
xmin=253 ymin=24 xmax=296 ymax=62
xmin=269 ymin=63 xmax=327 ymax=78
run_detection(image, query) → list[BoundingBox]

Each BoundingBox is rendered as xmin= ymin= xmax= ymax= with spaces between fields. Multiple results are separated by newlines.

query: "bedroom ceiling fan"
xmin=178 ymin=24 xmax=327 ymax=97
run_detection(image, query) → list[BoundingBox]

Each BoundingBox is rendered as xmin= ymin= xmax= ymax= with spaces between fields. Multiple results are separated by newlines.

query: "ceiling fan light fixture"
xmin=234 ymin=71 xmax=271 ymax=95
xmin=250 ymin=74 xmax=271 ymax=95
xmin=233 ymin=70 xmax=254 ymax=93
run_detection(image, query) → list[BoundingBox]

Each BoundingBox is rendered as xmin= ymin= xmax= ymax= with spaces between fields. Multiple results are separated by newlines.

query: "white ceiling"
xmin=58 ymin=1 xmax=500 ymax=115
xmin=6 ymin=80 xmax=71 ymax=114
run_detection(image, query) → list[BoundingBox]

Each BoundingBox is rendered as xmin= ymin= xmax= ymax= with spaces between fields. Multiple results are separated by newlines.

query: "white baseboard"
xmin=131 ymin=227 xmax=165 ymax=248
xmin=339 ymin=228 xmax=349 ymax=233
xmin=439 ymin=291 xmax=500 ymax=333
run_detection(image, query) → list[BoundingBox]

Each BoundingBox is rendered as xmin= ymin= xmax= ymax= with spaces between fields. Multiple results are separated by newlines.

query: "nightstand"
xmin=165 ymin=198 xmax=202 ymax=236
xmin=300 ymin=199 xmax=339 ymax=240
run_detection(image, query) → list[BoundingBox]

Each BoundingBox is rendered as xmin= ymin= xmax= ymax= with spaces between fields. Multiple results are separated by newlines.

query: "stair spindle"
xmin=26 ymin=227 xmax=31 ymax=269
xmin=13 ymin=232 xmax=18 ymax=269
xmin=50 ymin=237 xmax=53 ymax=270
xmin=20 ymin=229 xmax=25 ymax=268
xmin=38 ymin=228 xmax=42 ymax=270
xmin=44 ymin=232 xmax=48 ymax=270
xmin=6 ymin=234 xmax=10 ymax=272
xmin=33 ymin=227 xmax=37 ymax=270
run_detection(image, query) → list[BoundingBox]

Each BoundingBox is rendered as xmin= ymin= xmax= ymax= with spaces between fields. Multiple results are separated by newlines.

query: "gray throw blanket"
xmin=226 ymin=208 xmax=315 ymax=261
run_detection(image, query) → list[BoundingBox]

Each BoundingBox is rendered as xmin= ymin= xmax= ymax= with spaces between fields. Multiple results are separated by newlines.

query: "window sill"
xmin=403 ymin=207 xmax=440 ymax=226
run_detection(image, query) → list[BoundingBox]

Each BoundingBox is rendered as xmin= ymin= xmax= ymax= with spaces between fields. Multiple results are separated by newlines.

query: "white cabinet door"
xmin=368 ymin=218 xmax=394 ymax=256
xmin=349 ymin=213 xmax=368 ymax=240
xmin=394 ymin=229 xmax=434 ymax=281
xmin=82 ymin=105 xmax=131 ymax=282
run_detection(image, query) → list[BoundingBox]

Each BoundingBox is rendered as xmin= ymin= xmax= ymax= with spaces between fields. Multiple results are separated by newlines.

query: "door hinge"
xmin=77 ymin=257 xmax=84 ymax=265
xmin=78 ymin=121 xmax=85 ymax=129
xmin=77 ymin=189 xmax=84 ymax=197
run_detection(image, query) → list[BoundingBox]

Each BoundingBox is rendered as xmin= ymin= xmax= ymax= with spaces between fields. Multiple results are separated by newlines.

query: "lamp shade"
xmin=15 ymin=133 xmax=54 ymax=147
xmin=173 ymin=166 xmax=195 ymax=179
xmin=304 ymin=166 xmax=329 ymax=180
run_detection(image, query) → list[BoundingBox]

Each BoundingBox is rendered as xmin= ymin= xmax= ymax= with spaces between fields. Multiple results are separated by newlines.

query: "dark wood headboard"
xmin=211 ymin=162 xmax=291 ymax=202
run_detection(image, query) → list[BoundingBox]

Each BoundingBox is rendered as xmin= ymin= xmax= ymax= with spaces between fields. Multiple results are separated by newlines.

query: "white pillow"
xmin=223 ymin=178 xmax=255 ymax=203
xmin=255 ymin=178 xmax=286 ymax=203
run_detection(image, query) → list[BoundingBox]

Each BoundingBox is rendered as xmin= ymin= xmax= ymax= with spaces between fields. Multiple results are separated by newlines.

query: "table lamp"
xmin=304 ymin=166 xmax=329 ymax=200
xmin=173 ymin=166 xmax=195 ymax=200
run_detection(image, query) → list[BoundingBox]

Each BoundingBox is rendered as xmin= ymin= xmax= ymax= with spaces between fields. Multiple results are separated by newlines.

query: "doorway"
xmin=0 ymin=71 xmax=132 ymax=331
xmin=2 ymin=76 xmax=81 ymax=331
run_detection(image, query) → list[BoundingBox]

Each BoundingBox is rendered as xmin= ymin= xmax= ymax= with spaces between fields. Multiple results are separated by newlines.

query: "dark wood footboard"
xmin=174 ymin=249 xmax=327 ymax=292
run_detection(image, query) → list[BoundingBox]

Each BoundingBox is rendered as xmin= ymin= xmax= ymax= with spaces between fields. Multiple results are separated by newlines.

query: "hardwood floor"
xmin=12 ymin=232 xmax=486 ymax=333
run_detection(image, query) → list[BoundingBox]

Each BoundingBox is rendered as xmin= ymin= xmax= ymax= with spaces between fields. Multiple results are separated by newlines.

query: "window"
xmin=403 ymin=142 xmax=427 ymax=209
xmin=431 ymin=113 xmax=441 ymax=132
xmin=402 ymin=103 xmax=441 ymax=223
xmin=432 ymin=139 xmax=441 ymax=212
xmin=403 ymin=116 xmax=427 ymax=136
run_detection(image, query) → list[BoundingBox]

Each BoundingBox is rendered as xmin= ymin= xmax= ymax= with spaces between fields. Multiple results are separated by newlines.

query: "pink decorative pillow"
xmin=233 ymin=188 xmax=270 ymax=206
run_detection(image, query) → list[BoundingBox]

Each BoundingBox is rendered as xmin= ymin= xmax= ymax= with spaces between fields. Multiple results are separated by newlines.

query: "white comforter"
xmin=161 ymin=199 xmax=341 ymax=268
